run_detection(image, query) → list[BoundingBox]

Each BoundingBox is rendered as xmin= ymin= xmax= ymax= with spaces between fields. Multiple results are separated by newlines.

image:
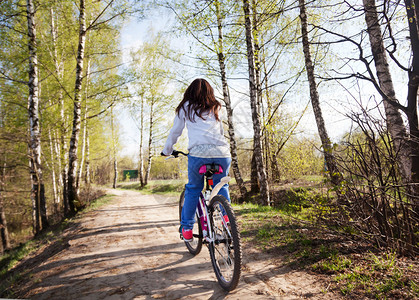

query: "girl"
xmin=161 ymin=78 xmax=231 ymax=242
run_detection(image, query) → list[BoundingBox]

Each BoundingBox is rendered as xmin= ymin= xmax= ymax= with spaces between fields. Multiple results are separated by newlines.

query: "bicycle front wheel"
xmin=209 ymin=195 xmax=242 ymax=291
xmin=179 ymin=190 xmax=203 ymax=255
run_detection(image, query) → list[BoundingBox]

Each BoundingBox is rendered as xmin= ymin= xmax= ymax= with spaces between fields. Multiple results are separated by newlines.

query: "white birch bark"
xmin=144 ymin=100 xmax=154 ymax=186
xmin=111 ymin=107 xmax=118 ymax=188
xmin=243 ymin=0 xmax=270 ymax=205
xmin=27 ymin=0 xmax=48 ymax=232
xmin=0 ymin=162 xmax=10 ymax=252
xmin=48 ymin=129 xmax=58 ymax=207
xmin=215 ymin=0 xmax=247 ymax=198
xmin=53 ymin=129 xmax=62 ymax=205
xmin=139 ymin=94 xmax=145 ymax=186
xmin=363 ymin=0 xmax=411 ymax=181
xmin=50 ymin=6 xmax=68 ymax=214
xmin=299 ymin=0 xmax=342 ymax=186
xmin=85 ymin=129 xmax=90 ymax=184
xmin=68 ymin=0 xmax=86 ymax=214
xmin=77 ymin=59 xmax=91 ymax=193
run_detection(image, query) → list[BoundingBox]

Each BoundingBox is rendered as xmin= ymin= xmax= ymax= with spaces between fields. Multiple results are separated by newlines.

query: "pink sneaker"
xmin=182 ymin=227 xmax=193 ymax=242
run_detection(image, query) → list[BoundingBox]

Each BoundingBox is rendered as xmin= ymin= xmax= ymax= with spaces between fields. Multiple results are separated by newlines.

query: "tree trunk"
xmin=251 ymin=0 xmax=267 ymax=185
xmin=299 ymin=0 xmax=342 ymax=186
xmin=139 ymin=95 xmax=145 ymax=186
xmin=27 ymin=0 xmax=48 ymax=232
xmin=77 ymin=108 xmax=87 ymax=193
xmin=263 ymin=60 xmax=281 ymax=183
xmin=48 ymin=129 xmax=59 ymax=212
xmin=363 ymin=0 xmax=417 ymax=251
xmin=0 ymin=201 xmax=10 ymax=254
xmin=0 ymin=162 xmax=10 ymax=253
xmin=50 ymin=6 xmax=68 ymax=215
xmin=61 ymin=111 xmax=69 ymax=215
xmin=404 ymin=0 xmax=419 ymax=206
xmin=53 ymin=129 xmax=62 ymax=209
xmin=243 ymin=0 xmax=270 ymax=205
xmin=215 ymin=0 xmax=247 ymax=199
xmin=250 ymin=149 xmax=259 ymax=192
xmin=144 ymin=101 xmax=154 ymax=186
xmin=84 ymin=129 xmax=90 ymax=184
xmin=251 ymin=0 xmax=263 ymax=120
xmin=77 ymin=59 xmax=90 ymax=193
xmin=363 ymin=0 xmax=410 ymax=180
xmin=68 ymin=0 xmax=87 ymax=215
xmin=111 ymin=107 xmax=118 ymax=188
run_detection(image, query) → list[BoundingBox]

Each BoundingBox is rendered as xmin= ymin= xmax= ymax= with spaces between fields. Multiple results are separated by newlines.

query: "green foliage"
xmin=149 ymin=156 xmax=188 ymax=180
xmin=370 ymin=251 xmax=397 ymax=271
xmin=234 ymin=197 xmax=417 ymax=299
xmin=118 ymin=179 xmax=186 ymax=196
xmin=277 ymin=137 xmax=324 ymax=180
xmin=312 ymin=250 xmax=352 ymax=273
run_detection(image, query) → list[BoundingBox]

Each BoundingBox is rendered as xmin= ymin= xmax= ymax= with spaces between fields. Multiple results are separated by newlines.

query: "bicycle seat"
xmin=199 ymin=164 xmax=223 ymax=175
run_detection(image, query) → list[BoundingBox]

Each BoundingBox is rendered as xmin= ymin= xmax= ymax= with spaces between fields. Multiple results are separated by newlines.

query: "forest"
xmin=0 ymin=0 xmax=418 ymax=265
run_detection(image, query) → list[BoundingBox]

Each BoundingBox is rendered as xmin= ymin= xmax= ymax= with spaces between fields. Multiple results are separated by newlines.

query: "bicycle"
xmin=167 ymin=150 xmax=242 ymax=291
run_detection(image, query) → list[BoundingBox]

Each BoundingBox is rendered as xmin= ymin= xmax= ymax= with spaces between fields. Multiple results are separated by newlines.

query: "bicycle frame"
xmin=168 ymin=150 xmax=241 ymax=291
xmin=197 ymin=175 xmax=231 ymax=243
xmin=165 ymin=150 xmax=231 ymax=242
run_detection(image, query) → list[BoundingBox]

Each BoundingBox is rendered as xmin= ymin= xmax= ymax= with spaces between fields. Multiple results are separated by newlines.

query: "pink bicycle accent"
xmin=198 ymin=164 xmax=223 ymax=174
xmin=198 ymin=165 xmax=206 ymax=174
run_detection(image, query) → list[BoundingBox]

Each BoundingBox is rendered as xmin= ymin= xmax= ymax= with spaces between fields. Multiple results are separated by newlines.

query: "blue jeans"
xmin=181 ymin=155 xmax=231 ymax=230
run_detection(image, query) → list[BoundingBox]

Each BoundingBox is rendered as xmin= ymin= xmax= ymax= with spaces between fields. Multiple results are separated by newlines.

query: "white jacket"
xmin=162 ymin=103 xmax=230 ymax=157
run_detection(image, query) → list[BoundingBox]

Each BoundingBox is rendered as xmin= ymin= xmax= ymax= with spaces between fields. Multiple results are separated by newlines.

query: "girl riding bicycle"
xmin=161 ymin=78 xmax=231 ymax=242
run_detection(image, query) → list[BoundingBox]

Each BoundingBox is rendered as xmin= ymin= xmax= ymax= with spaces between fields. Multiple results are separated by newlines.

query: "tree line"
xmin=0 ymin=0 xmax=418 ymax=256
xmin=0 ymin=0 xmax=139 ymax=252
xmin=161 ymin=0 xmax=418 ymax=255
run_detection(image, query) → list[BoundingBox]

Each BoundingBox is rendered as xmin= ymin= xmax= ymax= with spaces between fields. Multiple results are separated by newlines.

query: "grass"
xmin=117 ymin=179 xmax=186 ymax=196
xmin=332 ymin=254 xmax=416 ymax=299
xmin=232 ymin=197 xmax=418 ymax=299
xmin=82 ymin=194 xmax=113 ymax=212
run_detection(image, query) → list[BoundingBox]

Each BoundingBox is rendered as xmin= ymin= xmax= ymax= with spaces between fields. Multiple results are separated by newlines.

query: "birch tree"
xmin=138 ymin=93 xmax=145 ymax=187
xmin=111 ymin=107 xmax=118 ymax=188
xmin=243 ymin=0 xmax=270 ymax=205
xmin=214 ymin=0 xmax=247 ymax=198
xmin=0 ymin=161 xmax=10 ymax=253
xmin=27 ymin=0 xmax=49 ymax=232
xmin=67 ymin=0 xmax=87 ymax=215
xmin=67 ymin=0 xmax=131 ymax=214
xmin=298 ymin=0 xmax=342 ymax=186
xmin=404 ymin=0 xmax=419 ymax=202
xmin=361 ymin=0 xmax=419 ymax=226
xmin=362 ymin=0 xmax=410 ymax=180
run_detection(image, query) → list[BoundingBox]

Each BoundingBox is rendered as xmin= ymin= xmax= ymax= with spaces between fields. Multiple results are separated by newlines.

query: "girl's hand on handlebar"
xmin=171 ymin=150 xmax=188 ymax=158
xmin=161 ymin=150 xmax=188 ymax=158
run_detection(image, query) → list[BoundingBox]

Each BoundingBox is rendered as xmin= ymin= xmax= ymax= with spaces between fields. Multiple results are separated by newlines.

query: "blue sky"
xmin=117 ymin=6 xmax=409 ymax=159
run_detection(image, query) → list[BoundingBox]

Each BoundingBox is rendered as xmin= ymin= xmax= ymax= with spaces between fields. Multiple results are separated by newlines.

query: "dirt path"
xmin=14 ymin=189 xmax=342 ymax=299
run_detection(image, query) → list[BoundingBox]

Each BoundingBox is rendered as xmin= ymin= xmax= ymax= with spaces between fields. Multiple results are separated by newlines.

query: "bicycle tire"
xmin=179 ymin=190 xmax=203 ymax=255
xmin=208 ymin=195 xmax=242 ymax=291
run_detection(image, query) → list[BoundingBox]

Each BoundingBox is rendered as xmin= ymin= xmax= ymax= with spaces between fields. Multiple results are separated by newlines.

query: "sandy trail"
xmin=15 ymin=189 xmax=341 ymax=299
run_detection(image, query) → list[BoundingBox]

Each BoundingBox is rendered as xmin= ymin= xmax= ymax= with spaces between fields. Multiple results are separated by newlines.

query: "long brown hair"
xmin=176 ymin=78 xmax=221 ymax=121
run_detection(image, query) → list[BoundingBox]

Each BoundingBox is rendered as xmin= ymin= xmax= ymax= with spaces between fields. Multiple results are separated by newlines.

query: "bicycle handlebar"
xmin=161 ymin=150 xmax=188 ymax=158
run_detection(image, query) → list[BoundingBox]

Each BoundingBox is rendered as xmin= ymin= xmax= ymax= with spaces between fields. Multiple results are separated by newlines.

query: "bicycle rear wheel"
xmin=208 ymin=195 xmax=241 ymax=291
xmin=179 ymin=190 xmax=203 ymax=255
